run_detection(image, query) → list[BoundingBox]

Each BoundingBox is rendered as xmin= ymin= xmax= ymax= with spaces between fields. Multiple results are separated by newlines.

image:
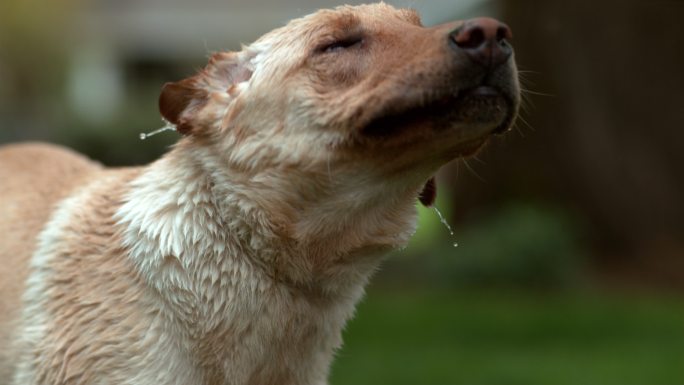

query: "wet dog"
xmin=0 ymin=3 xmax=518 ymax=384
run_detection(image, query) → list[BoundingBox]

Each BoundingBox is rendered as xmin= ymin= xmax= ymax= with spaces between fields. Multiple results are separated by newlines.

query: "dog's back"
xmin=0 ymin=143 xmax=100 ymax=382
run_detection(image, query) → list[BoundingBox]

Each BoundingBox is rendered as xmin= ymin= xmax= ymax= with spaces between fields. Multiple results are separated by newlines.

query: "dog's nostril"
xmin=455 ymin=27 xmax=485 ymax=49
xmin=496 ymin=25 xmax=511 ymax=42
xmin=452 ymin=18 xmax=511 ymax=49
xmin=450 ymin=17 xmax=513 ymax=70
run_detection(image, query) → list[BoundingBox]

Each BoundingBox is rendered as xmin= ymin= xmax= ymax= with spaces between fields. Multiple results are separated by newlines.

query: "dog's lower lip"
xmin=465 ymin=85 xmax=501 ymax=97
xmin=360 ymin=85 xmax=511 ymax=138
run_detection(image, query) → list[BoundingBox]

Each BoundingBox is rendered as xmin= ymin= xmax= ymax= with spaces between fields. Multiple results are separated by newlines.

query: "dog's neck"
xmin=117 ymin=136 xmax=416 ymax=296
xmin=123 ymin=139 xmax=420 ymax=283
xmin=114 ymin=140 xmax=421 ymax=383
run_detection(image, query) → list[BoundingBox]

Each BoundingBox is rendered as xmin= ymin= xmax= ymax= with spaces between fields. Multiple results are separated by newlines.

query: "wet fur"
xmin=0 ymin=4 xmax=518 ymax=385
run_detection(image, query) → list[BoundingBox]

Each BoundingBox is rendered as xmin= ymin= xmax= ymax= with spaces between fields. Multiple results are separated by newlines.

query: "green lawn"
xmin=330 ymin=288 xmax=684 ymax=385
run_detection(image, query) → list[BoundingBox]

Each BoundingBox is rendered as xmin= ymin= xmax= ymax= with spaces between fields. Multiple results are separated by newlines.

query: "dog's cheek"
xmin=309 ymin=55 xmax=364 ymax=91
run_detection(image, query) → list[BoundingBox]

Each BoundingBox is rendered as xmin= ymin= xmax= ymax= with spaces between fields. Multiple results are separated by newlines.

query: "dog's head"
xmin=158 ymin=3 xmax=519 ymax=253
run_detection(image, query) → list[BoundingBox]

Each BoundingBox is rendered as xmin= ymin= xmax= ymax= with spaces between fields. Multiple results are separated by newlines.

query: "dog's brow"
xmin=311 ymin=14 xmax=364 ymax=52
xmin=328 ymin=12 xmax=361 ymax=34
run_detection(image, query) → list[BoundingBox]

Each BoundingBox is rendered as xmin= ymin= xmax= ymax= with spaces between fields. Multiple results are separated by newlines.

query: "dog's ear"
xmin=159 ymin=52 xmax=253 ymax=136
xmin=159 ymin=79 xmax=209 ymax=135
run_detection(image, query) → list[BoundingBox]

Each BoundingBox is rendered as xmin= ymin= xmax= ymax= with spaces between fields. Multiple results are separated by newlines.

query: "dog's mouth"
xmin=361 ymin=85 xmax=515 ymax=140
xmin=359 ymin=85 xmax=516 ymax=208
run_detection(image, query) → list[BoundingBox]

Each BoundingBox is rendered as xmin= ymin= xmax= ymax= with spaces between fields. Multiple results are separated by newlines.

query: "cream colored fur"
xmin=0 ymin=3 xmax=518 ymax=385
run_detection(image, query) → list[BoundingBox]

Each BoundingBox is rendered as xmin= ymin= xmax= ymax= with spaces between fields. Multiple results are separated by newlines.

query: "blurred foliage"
xmin=391 ymin=201 xmax=587 ymax=290
xmin=0 ymin=0 xmax=78 ymax=142
xmin=0 ymin=0 xmax=76 ymax=54
xmin=331 ymin=289 xmax=684 ymax=385
xmin=436 ymin=203 xmax=586 ymax=288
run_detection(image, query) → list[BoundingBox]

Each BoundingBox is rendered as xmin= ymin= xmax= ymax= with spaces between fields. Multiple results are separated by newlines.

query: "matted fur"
xmin=0 ymin=3 xmax=519 ymax=385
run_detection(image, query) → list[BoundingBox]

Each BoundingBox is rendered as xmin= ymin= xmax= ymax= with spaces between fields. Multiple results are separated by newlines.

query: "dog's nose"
xmin=450 ymin=17 xmax=513 ymax=70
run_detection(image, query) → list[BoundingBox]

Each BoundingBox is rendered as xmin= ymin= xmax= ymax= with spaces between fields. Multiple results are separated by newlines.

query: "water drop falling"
xmin=433 ymin=207 xmax=454 ymax=236
xmin=433 ymin=207 xmax=459 ymax=249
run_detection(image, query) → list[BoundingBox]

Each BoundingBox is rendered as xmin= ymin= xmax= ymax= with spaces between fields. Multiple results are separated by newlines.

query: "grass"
xmin=330 ymin=287 xmax=684 ymax=385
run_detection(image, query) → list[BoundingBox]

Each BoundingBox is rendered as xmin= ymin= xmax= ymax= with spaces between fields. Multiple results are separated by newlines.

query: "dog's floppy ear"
xmin=159 ymin=80 xmax=209 ymax=135
xmin=159 ymin=52 xmax=253 ymax=136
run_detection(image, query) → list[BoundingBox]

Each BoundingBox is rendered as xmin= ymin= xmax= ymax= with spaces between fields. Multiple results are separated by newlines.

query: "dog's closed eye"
xmin=318 ymin=35 xmax=364 ymax=53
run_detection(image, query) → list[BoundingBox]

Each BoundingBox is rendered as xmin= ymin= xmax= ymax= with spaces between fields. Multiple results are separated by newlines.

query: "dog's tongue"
xmin=418 ymin=177 xmax=437 ymax=207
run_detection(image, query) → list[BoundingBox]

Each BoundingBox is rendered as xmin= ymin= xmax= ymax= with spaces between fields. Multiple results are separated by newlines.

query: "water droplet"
xmin=139 ymin=122 xmax=177 ymax=141
xmin=433 ymin=207 xmax=459 ymax=248
xmin=433 ymin=207 xmax=454 ymax=236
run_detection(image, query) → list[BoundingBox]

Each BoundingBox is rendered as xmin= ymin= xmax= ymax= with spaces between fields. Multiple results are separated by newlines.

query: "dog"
xmin=0 ymin=3 xmax=519 ymax=384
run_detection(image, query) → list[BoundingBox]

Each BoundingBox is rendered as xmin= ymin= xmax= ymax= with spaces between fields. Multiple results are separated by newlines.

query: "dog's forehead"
xmin=238 ymin=4 xmax=422 ymax=84
xmin=256 ymin=3 xmax=421 ymax=48
xmin=306 ymin=3 xmax=422 ymax=29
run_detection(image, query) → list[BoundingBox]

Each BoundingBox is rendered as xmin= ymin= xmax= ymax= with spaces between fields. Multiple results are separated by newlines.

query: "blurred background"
xmin=1 ymin=0 xmax=683 ymax=384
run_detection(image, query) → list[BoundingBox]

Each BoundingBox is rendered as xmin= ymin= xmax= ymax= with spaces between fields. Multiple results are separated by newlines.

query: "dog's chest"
xmin=153 ymin=255 xmax=355 ymax=385
xmin=114 ymin=156 xmax=367 ymax=384
xmin=124 ymin=226 xmax=354 ymax=384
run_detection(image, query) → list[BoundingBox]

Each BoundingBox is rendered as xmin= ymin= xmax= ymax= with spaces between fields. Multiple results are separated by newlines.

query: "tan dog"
xmin=0 ymin=4 xmax=519 ymax=385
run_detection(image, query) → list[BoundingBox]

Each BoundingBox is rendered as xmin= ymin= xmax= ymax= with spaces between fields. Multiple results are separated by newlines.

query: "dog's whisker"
xmin=509 ymin=120 xmax=526 ymax=138
xmin=462 ymin=158 xmax=487 ymax=183
xmin=519 ymin=94 xmax=533 ymax=112
xmin=520 ymin=88 xmax=554 ymax=97
xmin=516 ymin=114 xmax=535 ymax=132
